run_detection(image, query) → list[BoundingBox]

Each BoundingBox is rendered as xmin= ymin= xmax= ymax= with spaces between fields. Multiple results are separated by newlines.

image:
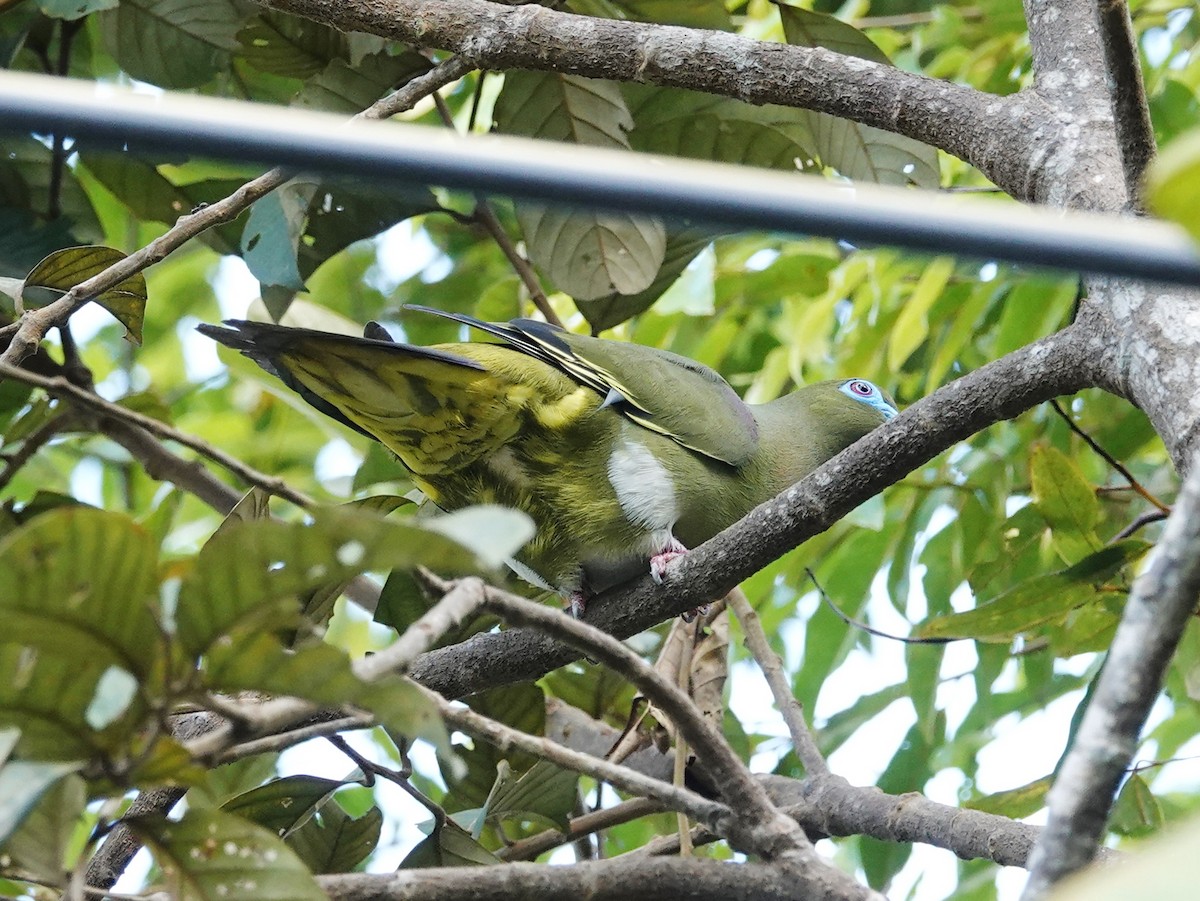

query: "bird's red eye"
xmin=849 ymin=380 xmax=873 ymax=396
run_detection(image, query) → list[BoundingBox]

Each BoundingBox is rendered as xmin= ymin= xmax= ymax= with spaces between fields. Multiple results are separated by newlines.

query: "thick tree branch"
xmin=258 ymin=0 xmax=1054 ymax=201
xmin=549 ymin=698 xmax=1115 ymax=869
xmin=1021 ymin=448 xmax=1200 ymax=898
xmin=1093 ymin=0 xmax=1156 ymax=204
xmin=319 ymin=856 xmax=847 ymax=901
xmin=409 ymin=325 xmax=1094 ymax=699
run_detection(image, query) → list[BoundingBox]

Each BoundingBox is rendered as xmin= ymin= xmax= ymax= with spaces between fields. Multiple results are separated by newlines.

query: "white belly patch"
xmin=607 ymin=439 xmax=678 ymax=535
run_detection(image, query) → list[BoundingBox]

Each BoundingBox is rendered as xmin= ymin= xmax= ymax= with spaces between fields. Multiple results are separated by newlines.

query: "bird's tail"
xmin=199 ymin=320 xmax=514 ymax=475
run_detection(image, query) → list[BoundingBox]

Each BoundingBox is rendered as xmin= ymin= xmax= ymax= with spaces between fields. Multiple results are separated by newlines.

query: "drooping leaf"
xmin=242 ymin=179 xmax=319 ymax=291
xmin=577 ymin=228 xmax=714 ymax=331
xmin=1110 ymin=772 xmax=1164 ymax=838
xmin=284 ymin=802 xmax=382 ymax=873
xmin=776 ymin=3 xmax=940 ymax=187
xmin=22 ymin=245 xmax=148 ymax=343
xmin=494 ymin=70 xmax=666 ymax=300
xmin=400 ymin=818 xmax=501 ymax=868
xmin=486 ymin=759 xmax=579 ymax=831
xmin=0 ymin=759 xmax=83 ymax=846
xmin=1030 ymin=443 xmax=1101 ymax=563
xmin=97 ymin=0 xmax=249 ymax=89
xmin=223 ymin=775 xmax=352 ymax=838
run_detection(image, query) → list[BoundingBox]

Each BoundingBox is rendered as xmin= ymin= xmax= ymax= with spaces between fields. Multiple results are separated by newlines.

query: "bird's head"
xmin=788 ymin=378 xmax=898 ymax=457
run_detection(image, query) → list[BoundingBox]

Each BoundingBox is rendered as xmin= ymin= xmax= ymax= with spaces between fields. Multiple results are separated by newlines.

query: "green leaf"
xmin=97 ymin=0 xmax=249 ymax=89
xmin=1111 ymin=773 xmax=1164 ymax=838
xmin=204 ymin=633 xmax=446 ymax=747
xmin=1030 ymin=443 xmax=1101 ymax=563
xmin=487 ymin=759 xmax=579 ymax=831
xmin=495 ymin=71 xmax=666 ymax=300
xmin=1147 ymin=126 xmax=1200 ymax=243
xmin=0 ymin=508 xmax=161 ymax=679
xmin=0 ymin=759 xmax=84 ymax=846
xmin=444 ymin=685 xmax=545 ymax=812
xmin=80 ymin=155 xmax=247 ymax=256
xmin=128 ymin=808 xmax=326 ymax=901
xmin=223 ymin=775 xmax=350 ymax=838
xmin=294 ymin=50 xmax=431 ymax=113
xmin=776 ymin=3 xmax=940 ymax=186
xmin=36 ymin=0 xmax=117 ymax=21
xmin=177 ymin=505 xmax=530 ymax=657
xmin=191 ymin=756 xmax=282 ymax=810
xmin=242 ymin=179 xmax=319 ymax=291
xmin=284 ymin=802 xmax=382 ymax=873
xmin=236 ymin=12 xmax=348 ymax=79
xmin=887 ymin=256 xmax=956 ymax=369
xmin=917 ymin=540 xmax=1150 ymax=642
xmin=400 ymin=819 xmax=500 ymax=868
xmin=966 ymin=775 xmax=1052 ymax=818
xmin=576 ymin=228 xmax=713 ymax=331
xmin=0 ymin=772 xmax=86 ymax=880
xmin=625 ymin=83 xmax=816 ymax=171
xmin=23 ymin=246 xmax=148 ymax=343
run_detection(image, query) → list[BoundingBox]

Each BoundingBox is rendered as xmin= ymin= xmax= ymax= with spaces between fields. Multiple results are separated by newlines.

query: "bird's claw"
xmin=650 ymin=538 xmax=689 ymax=585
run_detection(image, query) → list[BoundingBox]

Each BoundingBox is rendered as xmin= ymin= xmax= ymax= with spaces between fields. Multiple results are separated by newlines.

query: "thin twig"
xmin=0 ymin=361 xmax=315 ymax=508
xmin=673 ymin=619 xmax=695 ymax=856
xmin=428 ymin=89 xmax=562 ymax=326
xmin=0 ymin=410 xmax=69 ymax=490
xmin=354 ymin=575 xmax=489 ymax=679
xmin=425 ymin=684 xmax=731 ymax=831
xmin=1112 ymin=508 xmax=1170 ymax=542
xmin=430 ymin=575 xmax=813 ymax=861
xmin=1050 ymin=398 xmax=1169 ymax=512
xmin=497 ymin=797 xmax=663 ymax=861
xmin=727 ymin=587 xmax=828 ymax=777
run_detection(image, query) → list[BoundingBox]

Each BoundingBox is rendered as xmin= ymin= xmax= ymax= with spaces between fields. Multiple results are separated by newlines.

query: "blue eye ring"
xmin=846 ymin=379 xmax=875 ymax=398
xmin=840 ymin=378 xmax=898 ymax=420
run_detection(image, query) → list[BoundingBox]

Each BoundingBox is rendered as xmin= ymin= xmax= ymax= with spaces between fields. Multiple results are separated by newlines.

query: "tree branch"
xmin=409 ymin=325 xmax=1093 ymax=700
xmin=0 ymin=361 xmax=315 ymax=508
xmin=1021 ymin=448 xmax=1200 ymax=898
xmin=458 ymin=579 xmax=815 ymax=863
xmin=426 ymin=687 xmax=732 ymax=831
xmin=258 ymin=0 xmax=1053 ymax=201
xmin=318 ymin=856 xmax=850 ymax=901
xmin=1093 ymin=0 xmax=1156 ymax=205
xmin=727 ymin=588 xmax=827 ymax=777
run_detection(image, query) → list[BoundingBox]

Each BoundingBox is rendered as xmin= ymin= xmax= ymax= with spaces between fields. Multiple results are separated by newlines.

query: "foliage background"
xmin=1 ymin=0 xmax=1199 ymax=898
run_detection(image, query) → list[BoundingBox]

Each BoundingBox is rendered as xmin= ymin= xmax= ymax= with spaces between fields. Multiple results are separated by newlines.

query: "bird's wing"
xmin=407 ymin=306 xmax=760 ymax=467
xmin=199 ymin=319 xmax=576 ymax=476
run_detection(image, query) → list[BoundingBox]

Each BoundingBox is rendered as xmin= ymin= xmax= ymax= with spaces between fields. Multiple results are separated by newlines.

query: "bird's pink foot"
xmin=650 ymin=538 xmax=689 ymax=585
xmin=567 ymin=590 xmax=588 ymax=619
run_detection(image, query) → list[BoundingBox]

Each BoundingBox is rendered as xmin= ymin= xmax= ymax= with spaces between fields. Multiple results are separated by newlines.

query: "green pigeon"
xmin=199 ymin=308 xmax=897 ymax=615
